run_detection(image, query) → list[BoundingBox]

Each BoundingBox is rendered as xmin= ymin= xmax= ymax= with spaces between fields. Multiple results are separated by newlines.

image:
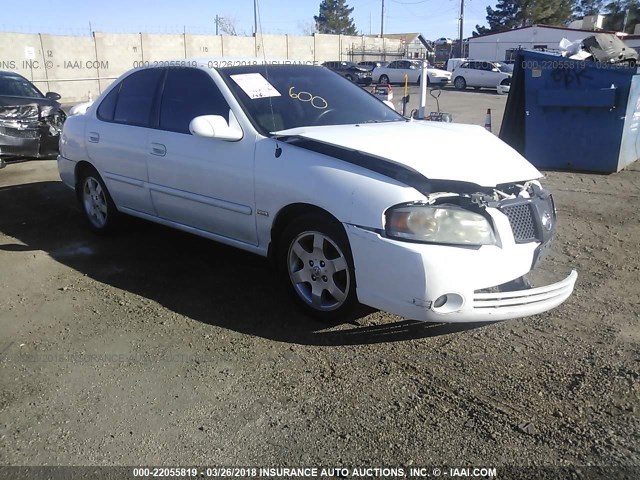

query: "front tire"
xmin=454 ymin=76 xmax=467 ymax=90
xmin=379 ymin=74 xmax=389 ymax=84
xmin=77 ymin=166 xmax=118 ymax=234
xmin=279 ymin=214 xmax=357 ymax=321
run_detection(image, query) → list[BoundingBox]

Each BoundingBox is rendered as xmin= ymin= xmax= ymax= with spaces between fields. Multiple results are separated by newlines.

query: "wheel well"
xmin=268 ymin=203 xmax=341 ymax=262
xmin=74 ymin=161 xmax=95 ymax=198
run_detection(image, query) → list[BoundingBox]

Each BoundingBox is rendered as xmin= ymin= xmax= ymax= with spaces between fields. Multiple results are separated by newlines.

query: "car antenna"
xmin=255 ymin=0 xmax=282 ymax=158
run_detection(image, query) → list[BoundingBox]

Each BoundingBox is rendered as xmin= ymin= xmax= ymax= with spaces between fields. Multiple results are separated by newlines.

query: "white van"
xmin=446 ymin=58 xmax=467 ymax=72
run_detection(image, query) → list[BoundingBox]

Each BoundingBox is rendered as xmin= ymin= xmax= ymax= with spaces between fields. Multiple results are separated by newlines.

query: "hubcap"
xmin=82 ymin=177 xmax=108 ymax=228
xmin=288 ymin=231 xmax=350 ymax=311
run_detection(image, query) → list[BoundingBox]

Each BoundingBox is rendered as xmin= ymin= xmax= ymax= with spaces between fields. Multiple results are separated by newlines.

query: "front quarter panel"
xmin=253 ymin=137 xmax=424 ymax=248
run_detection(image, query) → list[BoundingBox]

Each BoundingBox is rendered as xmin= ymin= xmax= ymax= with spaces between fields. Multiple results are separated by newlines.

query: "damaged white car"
xmin=58 ymin=62 xmax=576 ymax=322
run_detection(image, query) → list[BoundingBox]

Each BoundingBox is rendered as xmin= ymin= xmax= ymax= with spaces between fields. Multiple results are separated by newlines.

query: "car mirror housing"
xmin=45 ymin=91 xmax=61 ymax=101
xmin=189 ymin=112 xmax=243 ymax=141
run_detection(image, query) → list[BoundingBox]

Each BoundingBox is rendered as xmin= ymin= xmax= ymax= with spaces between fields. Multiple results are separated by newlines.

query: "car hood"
xmin=275 ymin=122 xmax=541 ymax=188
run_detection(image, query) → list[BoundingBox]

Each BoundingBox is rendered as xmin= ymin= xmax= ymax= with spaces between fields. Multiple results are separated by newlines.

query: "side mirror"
xmin=45 ymin=92 xmax=61 ymax=101
xmin=189 ymin=112 xmax=243 ymax=141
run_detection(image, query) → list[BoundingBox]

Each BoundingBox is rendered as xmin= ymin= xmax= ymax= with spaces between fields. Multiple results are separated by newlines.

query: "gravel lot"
xmin=0 ymin=89 xmax=638 ymax=477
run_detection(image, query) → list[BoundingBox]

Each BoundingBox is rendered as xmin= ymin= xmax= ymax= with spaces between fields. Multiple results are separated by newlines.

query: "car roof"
xmin=0 ymin=70 xmax=28 ymax=79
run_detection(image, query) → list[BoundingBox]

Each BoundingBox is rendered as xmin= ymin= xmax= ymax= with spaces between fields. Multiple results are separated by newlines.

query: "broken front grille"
xmin=501 ymin=203 xmax=537 ymax=242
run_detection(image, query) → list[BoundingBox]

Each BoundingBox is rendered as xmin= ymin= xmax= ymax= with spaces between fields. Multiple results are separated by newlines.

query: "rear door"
xmin=477 ymin=61 xmax=495 ymax=87
xmin=145 ymin=68 xmax=257 ymax=245
xmin=462 ymin=62 xmax=480 ymax=86
xmin=85 ymin=68 xmax=163 ymax=215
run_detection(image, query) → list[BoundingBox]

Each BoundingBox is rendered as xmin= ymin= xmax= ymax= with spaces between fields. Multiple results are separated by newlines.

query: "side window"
xmin=113 ymin=69 xmax=163 ymax=127
xmin=97 ymin=82 xmax=121 ymax=121
xmin=159 ymin=68 xmax=230 ymax=134
xmin=388 ymin=62 xmax=397 ymax=69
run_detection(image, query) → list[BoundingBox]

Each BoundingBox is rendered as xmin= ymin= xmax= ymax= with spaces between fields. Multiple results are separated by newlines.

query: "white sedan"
xmin=58 ymin=61 xmax=576 ymax=323
xmin=452 ymin=60 xmax=513 ymax=93
xmin=373 ymin=60 xmax=451 ymax=86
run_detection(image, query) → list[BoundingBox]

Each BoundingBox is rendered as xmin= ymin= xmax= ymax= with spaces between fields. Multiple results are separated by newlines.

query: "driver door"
xmin=145 ymin=67 xmax=257 ymax=245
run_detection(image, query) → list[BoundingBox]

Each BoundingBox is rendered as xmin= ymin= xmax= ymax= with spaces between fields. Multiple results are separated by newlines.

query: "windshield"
xmin=496 ymin=63 xmax=514 ymax=73
xmin=0 ymin=75 xmax=44 ymax=98
xmin=219 ymin=65 xmax=404 ymax=134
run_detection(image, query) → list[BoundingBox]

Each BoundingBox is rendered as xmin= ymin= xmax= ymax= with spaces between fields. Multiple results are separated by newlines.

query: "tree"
xmin=473 ymin=0 xmax=574 ymax=36
xmin=298 ymin=20 xmax=317 ymax=36
xmin=573 ymin=0 xmax=605 ymax=17
xmin=216 ymin=16 xmax=238 ymax=36
xmin=603 ymin=0 xmax=640 ymax=32
xmin=314 ymin=0 xmax=358 ymax=35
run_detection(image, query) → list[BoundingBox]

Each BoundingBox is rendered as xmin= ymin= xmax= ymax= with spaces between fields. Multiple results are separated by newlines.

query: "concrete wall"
xmin=0 ymin=31 xmax=403 ymax=103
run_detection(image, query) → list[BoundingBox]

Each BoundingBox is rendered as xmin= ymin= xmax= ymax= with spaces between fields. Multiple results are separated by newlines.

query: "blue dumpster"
xmin=500 ymin=49 xmax=639 ymax=173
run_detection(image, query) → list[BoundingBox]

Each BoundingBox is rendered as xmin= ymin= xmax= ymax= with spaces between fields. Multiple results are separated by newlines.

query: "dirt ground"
xmin=0 ymin=91 xmax=638 ymax=477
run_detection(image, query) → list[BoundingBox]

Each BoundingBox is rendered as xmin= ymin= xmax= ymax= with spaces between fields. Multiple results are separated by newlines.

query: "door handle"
xmin=150 ymin=143 xmax=166 ymax=157
xmin=88 ymin=132 xmax=100 ymax=143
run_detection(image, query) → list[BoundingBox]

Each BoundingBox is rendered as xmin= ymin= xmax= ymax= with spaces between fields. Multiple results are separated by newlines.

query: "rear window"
xmin=97 ymin=83 xmax=120 ymax=121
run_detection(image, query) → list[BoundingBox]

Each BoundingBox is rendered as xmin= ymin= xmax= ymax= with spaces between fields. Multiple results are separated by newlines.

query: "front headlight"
xmin=385 ymin=205 xmax=496 ymax=246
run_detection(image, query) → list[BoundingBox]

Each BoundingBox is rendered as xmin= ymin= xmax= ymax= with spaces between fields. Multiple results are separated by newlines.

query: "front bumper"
xmin=430 ymin=77 xmax=450 ymax=85
xmin=346 ymin=225 xmax=577 ymax=323
xmin=356 ymin=76 xmax=373 ymax=86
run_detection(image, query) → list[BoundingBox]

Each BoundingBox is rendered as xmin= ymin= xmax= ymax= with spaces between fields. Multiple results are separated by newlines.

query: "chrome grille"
xmin=502 ymin=203 xmax=537 ymax=242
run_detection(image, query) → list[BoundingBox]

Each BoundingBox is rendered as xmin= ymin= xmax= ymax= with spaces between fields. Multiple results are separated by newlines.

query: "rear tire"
xmin=278 ymin=213 xmax=357 ymax=322
xmin=77 ymin=166 xmax=119 ymax=234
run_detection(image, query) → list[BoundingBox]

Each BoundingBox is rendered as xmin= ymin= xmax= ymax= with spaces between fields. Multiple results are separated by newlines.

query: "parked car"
xmin=321 ymin=61 xmax=372 ymax=85
xmin=357 ymin=60 xmax=389 ymax=71
xmin=434 ymin=37 xmax=453 ymax=46
xmin=373 ymin=60 xmax=451 ymax=86
xmin=451 ymin=60 xmax=513 ymax=92
xmin=58 ymin=62 xmax=576 ymax=322
xmin=0 ymin=71 xmax=66 ymax=158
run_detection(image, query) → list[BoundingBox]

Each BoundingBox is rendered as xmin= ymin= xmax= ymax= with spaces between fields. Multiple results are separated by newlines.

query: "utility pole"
xmin=458 ymin=0 xmax=464 ymax=57
xmin=215 ymin=15 xmax=219 ymax=35
xmin=380 ymin=0 xmax=384 ymax=38
xmin=623 ymin=8 xmax=630 ymax=33
xmin=254 ymin=0 xmax=258 ymax=35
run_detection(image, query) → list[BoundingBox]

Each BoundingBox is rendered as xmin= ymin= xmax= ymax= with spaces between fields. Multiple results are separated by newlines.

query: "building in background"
xmin=469 ymin=24 xmax=619 ymax=61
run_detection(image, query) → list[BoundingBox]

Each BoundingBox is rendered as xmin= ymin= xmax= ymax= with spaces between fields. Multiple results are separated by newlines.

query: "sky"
xmin=0 ymin=0 xmax=493 ymax=40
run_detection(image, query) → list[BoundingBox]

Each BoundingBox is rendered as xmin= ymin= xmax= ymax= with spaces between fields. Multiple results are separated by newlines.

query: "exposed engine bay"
xmin=423 ymin=180 xmax=557 ymax=247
